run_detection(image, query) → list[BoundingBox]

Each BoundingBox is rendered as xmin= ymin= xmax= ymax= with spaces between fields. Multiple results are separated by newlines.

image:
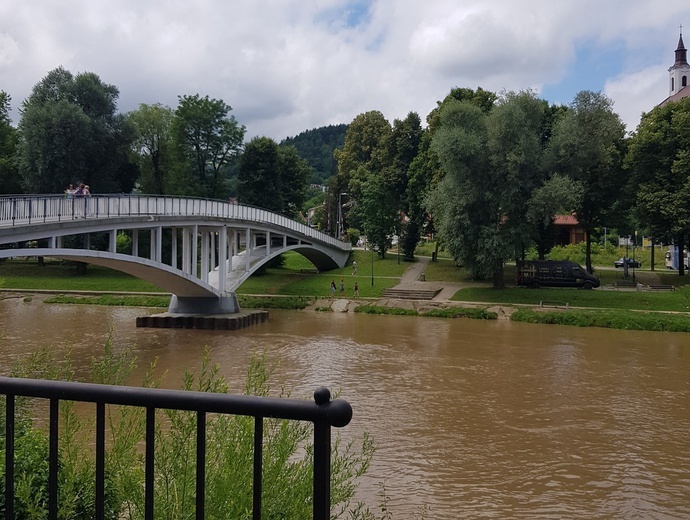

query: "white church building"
xmin=660 ymin=31 xmax=690 ymax=105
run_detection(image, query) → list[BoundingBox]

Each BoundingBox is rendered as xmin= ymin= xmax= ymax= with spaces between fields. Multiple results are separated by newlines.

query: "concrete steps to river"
xmin=381 ymin=288 xmax=441 ymax=300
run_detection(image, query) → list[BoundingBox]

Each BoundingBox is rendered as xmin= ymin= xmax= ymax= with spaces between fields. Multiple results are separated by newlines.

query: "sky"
xmin=2 ymin=1 xmax=690 ymax=141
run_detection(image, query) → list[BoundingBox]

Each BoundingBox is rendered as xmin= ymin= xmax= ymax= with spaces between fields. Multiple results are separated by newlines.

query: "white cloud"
xmin=605 ymin=65 xmax=668 ymax=134
xmin=1 ymin=0 xmax=689 ymax=137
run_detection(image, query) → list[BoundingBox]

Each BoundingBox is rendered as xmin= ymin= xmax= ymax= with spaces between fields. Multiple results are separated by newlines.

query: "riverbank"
xmin=2 ymin=254 xmax=690 ymax=332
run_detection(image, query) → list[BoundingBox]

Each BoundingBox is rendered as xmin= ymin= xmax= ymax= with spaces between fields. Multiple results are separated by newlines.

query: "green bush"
xmin=422 ymin=307 xmax=497 ymax=319
xmin=354 ymin=305 xmax=418 ymax=316
xmin=511 ymin=308 xmax=690 ymax=332
xmin=0 ymin=338 xmax=375 ymax=519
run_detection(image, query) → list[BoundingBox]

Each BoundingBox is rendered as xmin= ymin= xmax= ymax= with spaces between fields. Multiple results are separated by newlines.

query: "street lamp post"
xmin=338 ymin=192 xmax=347 ymax=240
xmin=365 ymin=226 xmax=374 ymax=287
xmin=633 ymin=230 xmax=637 ymax=283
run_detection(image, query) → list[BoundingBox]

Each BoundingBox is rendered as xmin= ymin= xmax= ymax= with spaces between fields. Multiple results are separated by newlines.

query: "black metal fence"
xmin=0 ymin=377 xmax=352 ymax=520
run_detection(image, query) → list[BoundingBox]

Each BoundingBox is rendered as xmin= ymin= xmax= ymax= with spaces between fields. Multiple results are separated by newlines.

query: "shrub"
xmin=0 ymin=337 xmax=375 ymax=519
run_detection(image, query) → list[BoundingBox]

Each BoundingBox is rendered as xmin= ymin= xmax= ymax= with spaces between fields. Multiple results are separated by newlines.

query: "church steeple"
xmin=669 ymin=26 xmax=690 ymax=96
xmin=674 ymin=32 xmax=688 ymax=67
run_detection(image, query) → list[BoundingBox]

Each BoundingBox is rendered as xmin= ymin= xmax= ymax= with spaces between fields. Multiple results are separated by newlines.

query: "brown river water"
xmin=0 ymin=297 xmax=689 ymax=519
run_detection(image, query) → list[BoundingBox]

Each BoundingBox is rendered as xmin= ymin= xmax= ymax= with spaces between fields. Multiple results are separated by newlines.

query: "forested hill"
xmin=281 ymin=124 xmax=348 ymax=184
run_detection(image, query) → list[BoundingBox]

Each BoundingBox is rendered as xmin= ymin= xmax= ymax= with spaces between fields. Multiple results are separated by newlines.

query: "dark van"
xmin=516 ymin=260 xmax=600 ymax=289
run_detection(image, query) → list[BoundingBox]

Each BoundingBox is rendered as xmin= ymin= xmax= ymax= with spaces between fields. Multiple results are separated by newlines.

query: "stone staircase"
xmin=381 ymin=287 xmax=442 ymax=300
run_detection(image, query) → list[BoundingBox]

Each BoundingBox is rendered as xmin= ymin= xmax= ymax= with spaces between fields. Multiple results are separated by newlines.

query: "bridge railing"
xmin=0 ymin=195 xmax=351 ymax=251
xmin=0 ymin=376 xmax=352 ymax=520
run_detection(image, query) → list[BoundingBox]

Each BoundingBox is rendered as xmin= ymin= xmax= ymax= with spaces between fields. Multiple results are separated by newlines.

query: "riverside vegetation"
xmin=0 ymin=336 xmax=395 ymax=519
xmin=1 ymin=242 xmax=690 ymax=332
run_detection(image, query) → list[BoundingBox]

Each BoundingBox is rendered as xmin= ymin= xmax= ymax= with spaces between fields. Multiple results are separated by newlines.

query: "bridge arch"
xmin=0 ymin=195 xmax=352 ymax=314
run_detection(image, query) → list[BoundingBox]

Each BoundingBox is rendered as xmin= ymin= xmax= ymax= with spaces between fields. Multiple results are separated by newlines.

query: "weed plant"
xmin=44 ymin=294 xmax=170 ymax=307
xmin=354 ymin=305 xmax=418 ymax=316
xmin=422 ymin=307 xmax=497 ymax=319
xmin=511 ymin=308 xmax=690 ymax=332
xmin=353 ymin=305 xmax=498 ymax=320
xmin=0 ymin=335 xmax=377 ymax=519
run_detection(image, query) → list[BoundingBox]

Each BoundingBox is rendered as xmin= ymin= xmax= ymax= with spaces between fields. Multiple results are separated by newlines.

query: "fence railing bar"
xmin=4 ymin=394 xmax=15 ymax=519
xmin=49 ymin=398 xmax=59 ymax=520
xmin=196 ymin=410 xmax=206 ymax=520
xmin=96 ymin=402 xmax=106 ymax=520
xmin=145 ymin=406 xmax=155 ymax=520
xmin=313 ymin=420 xmax=330 ymax=520
xmin=253 ymin=416 xmax=263 ymax=520
xmin=0 ymin=195 xmax=352 ymax=254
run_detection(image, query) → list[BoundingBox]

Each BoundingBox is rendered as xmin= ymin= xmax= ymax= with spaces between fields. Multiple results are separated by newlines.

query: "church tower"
xmin=669 ymin=29 xmax=690 ymax=96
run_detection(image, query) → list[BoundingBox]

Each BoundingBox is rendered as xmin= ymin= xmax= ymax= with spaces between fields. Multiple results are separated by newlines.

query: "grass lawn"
xmin=237 ymin=250 xmax=404 ymax=298
xmin=0 ymin=252 xmax=406 ymax=299
xmin=453 ymin=286 xmax=690 ymax=312
xmin=0 ymin=259 xmax=165 ymax=292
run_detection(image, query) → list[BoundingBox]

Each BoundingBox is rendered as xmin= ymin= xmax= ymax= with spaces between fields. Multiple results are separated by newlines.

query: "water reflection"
xmin=0 ymin=298 xmax=689 ymax=518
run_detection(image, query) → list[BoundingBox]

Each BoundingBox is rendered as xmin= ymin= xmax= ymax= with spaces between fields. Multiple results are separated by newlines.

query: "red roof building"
xmin=553 ymin=214 xmax=586 ymax=245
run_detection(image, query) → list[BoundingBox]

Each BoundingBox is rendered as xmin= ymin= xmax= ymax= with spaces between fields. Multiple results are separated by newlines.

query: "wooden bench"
xmin=614 ymin=280 xmax=636 ymax=289
xmin=647 ymin=284 xmax=675 ymax=292
xmin=299 ymin=268 xmax=319 ymax=274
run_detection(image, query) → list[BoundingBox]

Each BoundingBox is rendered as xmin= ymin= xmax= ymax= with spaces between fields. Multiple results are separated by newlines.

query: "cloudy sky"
xmin=2 ymin=1 xmax=690 ymax=140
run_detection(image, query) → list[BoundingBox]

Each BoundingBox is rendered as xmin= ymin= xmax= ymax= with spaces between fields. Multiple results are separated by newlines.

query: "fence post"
xmin=313 ymin=388 xmax=332 ymax=520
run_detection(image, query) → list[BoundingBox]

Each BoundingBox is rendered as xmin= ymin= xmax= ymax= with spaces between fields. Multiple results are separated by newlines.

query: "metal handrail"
xmin=0 ymin=195 xmax=352 ymax=251
xmin=0 ymin=376 xmax=352 ymax=520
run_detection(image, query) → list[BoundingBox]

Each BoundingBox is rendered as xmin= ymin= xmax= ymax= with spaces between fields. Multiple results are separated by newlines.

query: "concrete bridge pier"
xmin=167 ymin=293 xmax=240 ymax=314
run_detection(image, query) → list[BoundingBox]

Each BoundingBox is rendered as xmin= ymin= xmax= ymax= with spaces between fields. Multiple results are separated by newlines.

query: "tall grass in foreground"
xmin=0 ymin=334 xmax=378 ymax=519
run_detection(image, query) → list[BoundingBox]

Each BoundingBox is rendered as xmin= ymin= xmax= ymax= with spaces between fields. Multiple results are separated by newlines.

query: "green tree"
xmin=18 ymin=67 xmax=137 ymax=194
xmin=359 ymin=173 xmax=398 ymax=257
xmin=281 ymin=124 xmax=347 ymax=185
xmin=237 ymin=138 xmax=310 ymax=218
xmin=403 ymin=130 xmax=435 ymax=260
xmin=526 ymin=174 xmax=584 ymax=259
xmin=430 ymin=91 xmax=550 ymax=287
xmin=385 ymin=112 xmax=423 ymax=260
xmin=277 ymin=145 xmax=310 ymax=218
xmin=127 ymin=103 xmax=175 ymax=194
xmin=0 ymin=91 xmax=21 ymax=194
xmin=237 ymin=136 xmax=283 ymax=212
xmin=172 ymin=94 xmax=245 ymax=198
xmin=333 ymin=111 xmax=392 ymax=239
xmin=546 ymin=90 xmax=627 ymax=273
xmin=627 ymin=98 xmax=690 ymax=275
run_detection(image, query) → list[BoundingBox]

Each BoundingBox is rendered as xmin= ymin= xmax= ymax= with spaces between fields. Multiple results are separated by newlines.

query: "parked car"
xmin=614 ymin=257 xmax=641 ymax=268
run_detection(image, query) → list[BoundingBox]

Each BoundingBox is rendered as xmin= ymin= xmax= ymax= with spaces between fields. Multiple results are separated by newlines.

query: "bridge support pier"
xmin=168 ymin=294 xmax=240 ymax=314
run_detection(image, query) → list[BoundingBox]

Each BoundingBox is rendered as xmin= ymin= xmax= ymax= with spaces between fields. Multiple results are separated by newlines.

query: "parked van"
xmin=516 ymin=260 xmax=600 ymax=289
xmin=665 ymin=246 xmax=690 ymax=269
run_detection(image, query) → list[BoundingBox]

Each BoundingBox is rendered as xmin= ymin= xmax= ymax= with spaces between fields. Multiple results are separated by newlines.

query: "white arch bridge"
xmin=0 ymin=195 xmax=351 ymax=314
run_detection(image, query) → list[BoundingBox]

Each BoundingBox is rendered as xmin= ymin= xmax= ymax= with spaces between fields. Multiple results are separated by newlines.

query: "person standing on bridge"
xmin=83 ymin=185 xmax=92 ymax=216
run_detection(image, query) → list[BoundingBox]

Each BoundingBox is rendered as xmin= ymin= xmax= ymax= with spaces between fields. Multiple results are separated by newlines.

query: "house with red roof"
xmin=553 ymin=214 xmax=586 ymax=246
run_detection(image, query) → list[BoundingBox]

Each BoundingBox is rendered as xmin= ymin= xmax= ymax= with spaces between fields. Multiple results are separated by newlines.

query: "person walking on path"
xmin=339 ymin=278 xmax=345 ymax=294
xmin=352 ymin=260 xmax=358 ymax=275
xmin=353 ymin=282 xmax=359 ymax=298
xmin=330 ymin=280 xmax=336 ymax=299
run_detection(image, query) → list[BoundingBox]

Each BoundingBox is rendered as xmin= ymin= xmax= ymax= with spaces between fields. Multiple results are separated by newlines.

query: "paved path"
xmin=389 ymin=256 xmax=466 ymax=301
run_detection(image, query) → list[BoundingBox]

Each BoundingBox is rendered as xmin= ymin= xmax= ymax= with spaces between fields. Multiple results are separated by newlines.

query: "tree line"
xmin=0 ymin=67 xmax=314 ymax=219
xmin=2 ymin=68 xmax=690 ymax=285
xmin=331 ymin=87 xmax=690 ymax=286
